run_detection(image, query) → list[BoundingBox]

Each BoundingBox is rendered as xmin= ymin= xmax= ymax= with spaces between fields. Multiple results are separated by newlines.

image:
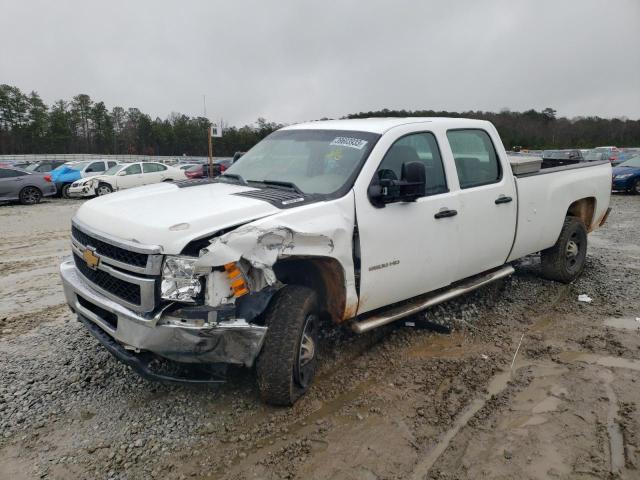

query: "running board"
xmin=351 ymin=265 xmax=515 ymax=334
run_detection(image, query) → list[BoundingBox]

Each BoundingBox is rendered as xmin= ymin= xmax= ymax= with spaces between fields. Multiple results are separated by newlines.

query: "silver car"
xmin=0 ymin=167 xmax=57 ymax=205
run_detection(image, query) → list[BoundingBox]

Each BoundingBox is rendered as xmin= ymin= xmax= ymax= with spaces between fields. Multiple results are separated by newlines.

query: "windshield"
xmin=585 ymin=150 xmax=606 ymax=161
xmin=225 ymin=129 xmax=379 ymax=195
xmin=619 ymin=156 xmax=640 ymax=168
xmin=104 ymin=164 xmax=122 ymax=175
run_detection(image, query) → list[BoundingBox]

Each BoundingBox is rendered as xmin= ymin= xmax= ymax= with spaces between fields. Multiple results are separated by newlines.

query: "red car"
xmin=184 ymin=158 xmax=233 ymax=179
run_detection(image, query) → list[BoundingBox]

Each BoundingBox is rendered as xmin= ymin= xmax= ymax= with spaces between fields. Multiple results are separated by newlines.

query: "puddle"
xmin=532 ymin=396 xmax=562 ymax=414
xmin=411 ymin=367 xmax=514 ymax=479
xmin=557 ymin=352 xmax=640 ymax=372
xmin=600 ymin=369 xmax=625 ymax=475
xmin=604 ymin=317 xmax=640 ymax=331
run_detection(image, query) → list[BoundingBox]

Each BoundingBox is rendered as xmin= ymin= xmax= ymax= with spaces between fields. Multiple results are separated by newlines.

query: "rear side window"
xmin=376 ymin=132 xmax=447 ymax=195
xmin=143 ymin=163 xmax=168 ymax=173
xmin=447 ymin=129 xmax=501 ymax=189
xmin=0 ymin=168 xmax=24 ymax=178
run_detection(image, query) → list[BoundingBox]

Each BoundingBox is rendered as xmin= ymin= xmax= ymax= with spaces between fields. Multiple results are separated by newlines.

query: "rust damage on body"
xmin=567 ymin=197 xmax=596 ymax=231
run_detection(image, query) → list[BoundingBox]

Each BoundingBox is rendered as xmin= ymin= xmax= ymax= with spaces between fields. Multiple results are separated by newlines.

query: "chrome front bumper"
xmin=60 ymin=259 xmax=267 ymax=368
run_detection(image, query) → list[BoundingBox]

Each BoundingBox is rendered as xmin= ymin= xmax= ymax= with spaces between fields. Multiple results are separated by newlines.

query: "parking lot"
xmin=0 ymin=193 xmax=639 ymax=479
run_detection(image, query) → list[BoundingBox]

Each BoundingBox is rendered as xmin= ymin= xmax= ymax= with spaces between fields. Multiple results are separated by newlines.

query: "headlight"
xmin=615 ymin=173 xmax=632 ymax=179
xmin=161 ymin=256 xmax=202 ymax=302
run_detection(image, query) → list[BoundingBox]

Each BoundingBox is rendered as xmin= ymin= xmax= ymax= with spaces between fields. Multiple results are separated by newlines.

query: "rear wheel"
xmin=96 ymin=183 xmax=113 ymax=196
xmin=19 ymin=186 xmax=42 ymax=205
xmin=61 ymin=184 xmax=72 ymax=199
xmin=256 ymin=285 xmax=319 ymax=406
xmin=541 ymin=216 xmax=588 ymax=283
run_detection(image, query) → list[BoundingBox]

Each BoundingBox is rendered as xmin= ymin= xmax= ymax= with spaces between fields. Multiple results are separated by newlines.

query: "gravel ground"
xmin=0 ymin=194 xmax=639 ymax=479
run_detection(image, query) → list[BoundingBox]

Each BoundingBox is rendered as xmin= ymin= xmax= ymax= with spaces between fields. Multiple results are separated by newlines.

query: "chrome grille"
xmin=70 ymin=220 xmax=162 ymax=313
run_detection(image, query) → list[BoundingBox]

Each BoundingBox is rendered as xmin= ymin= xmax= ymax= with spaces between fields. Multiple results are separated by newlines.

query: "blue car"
xmin=612 ymin=155 xmax=640 ymax=194
xmin=50 ymin=160 xmax=117 ymax=198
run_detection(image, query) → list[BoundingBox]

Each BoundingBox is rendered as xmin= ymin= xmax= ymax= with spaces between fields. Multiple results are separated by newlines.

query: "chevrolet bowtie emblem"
xmin=83 ymin=247 xmax=100 ymax=270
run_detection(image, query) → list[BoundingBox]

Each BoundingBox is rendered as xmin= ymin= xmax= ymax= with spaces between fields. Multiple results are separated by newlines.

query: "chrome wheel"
xmin=295 ymin=314 xmax=318 ymax=388
xmin=96 ymin=184 xmax=112 ymax=196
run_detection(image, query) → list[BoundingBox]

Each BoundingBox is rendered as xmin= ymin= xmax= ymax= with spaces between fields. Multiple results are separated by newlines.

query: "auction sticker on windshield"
xmin=330 ymin=137 xmax=368 ymax=150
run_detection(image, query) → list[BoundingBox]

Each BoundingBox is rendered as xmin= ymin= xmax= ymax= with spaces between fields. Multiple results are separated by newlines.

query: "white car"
xmin=68 ymin=162 xmax=186 ymax=197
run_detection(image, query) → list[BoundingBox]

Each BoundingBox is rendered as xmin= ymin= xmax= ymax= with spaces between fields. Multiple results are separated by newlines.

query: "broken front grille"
xmin=72 ymin=225 xmax=149 ymax=268
xmin=73 ymin=253 xmax=142 ymax=306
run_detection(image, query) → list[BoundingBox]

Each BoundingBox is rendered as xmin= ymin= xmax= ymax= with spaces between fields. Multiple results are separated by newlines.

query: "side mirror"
xmin=368 ymin=161 xmax=426 ymax=207
xmin=117 ymin=171 xmax=126 ymax=176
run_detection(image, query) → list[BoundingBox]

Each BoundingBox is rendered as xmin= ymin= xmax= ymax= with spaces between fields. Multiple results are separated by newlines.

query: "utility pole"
xmin=208 ymin=125 xmax=214 ymax=178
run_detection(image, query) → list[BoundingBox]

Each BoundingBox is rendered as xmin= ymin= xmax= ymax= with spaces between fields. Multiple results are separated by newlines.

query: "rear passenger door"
xmin=446 ymin=129 xmax=517 ymax=280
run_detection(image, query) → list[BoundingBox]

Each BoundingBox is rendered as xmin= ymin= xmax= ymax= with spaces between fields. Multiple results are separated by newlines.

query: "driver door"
xmin=354 ymin=130 xmax=460 ymax=315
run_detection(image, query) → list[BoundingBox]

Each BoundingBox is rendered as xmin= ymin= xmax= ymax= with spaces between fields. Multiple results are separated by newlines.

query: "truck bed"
xmin=507 ymin=160 xmax=612 ymax=262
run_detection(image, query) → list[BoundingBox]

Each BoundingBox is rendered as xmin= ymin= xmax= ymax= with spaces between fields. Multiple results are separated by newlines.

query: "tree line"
xmin=1 ymin=84 xmax=639 ymax=156
xmin=347 ymin=108 xmax=640 ymax=150
xmin=0 ymin=84 xmax=282 ymax=157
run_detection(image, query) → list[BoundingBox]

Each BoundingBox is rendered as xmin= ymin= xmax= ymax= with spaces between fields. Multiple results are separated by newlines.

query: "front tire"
xmin=61 ymin=184 xmax=72 ymax=199
xmin=19 ymin=186 xmax=42 ymax=205
xmin=256 ymin=285 xmax=319 ymax=406
xmin=541 ymin=216 xmax=588 ymax=283
xmin=96 ymin=183 xmax=113 ymax=196
xmin=633 ymin=179 xmax=640 ymax=195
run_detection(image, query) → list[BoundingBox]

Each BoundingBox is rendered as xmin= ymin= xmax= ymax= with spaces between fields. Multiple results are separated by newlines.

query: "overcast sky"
xmin=1 ymin=0 xmax=639 ymax=126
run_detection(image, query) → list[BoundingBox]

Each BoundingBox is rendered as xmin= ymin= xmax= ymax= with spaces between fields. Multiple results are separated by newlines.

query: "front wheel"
xmin=19 ymin=186 xmax=42 ymax=205
xmin=96 ymin=183 xmax=113 ymax=196
xmin=633 ymin=179 xmax=640 ymax=195
xmin=61 ymin=184 xmax=72 ymax=199
xmin=541 ymin=216 xmax=587 ymax=283
xmin=256 ymin=285 xmax=319 ymax=406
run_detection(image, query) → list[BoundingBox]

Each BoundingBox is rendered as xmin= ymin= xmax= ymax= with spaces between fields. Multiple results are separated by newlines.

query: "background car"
xmin=0 ymin=167 xmax=57 ymax=204
xmin=50 ymin=160 xmax=118 ymax=198
xmin=612 ymin=155 xmax=640 ymax=194
xmin=184 ymin=158 xmax=233 ymax=179
xmin=24 ymin=160 xmax=67 ymax=173
xmin=585 ymin=146 xmax=619 ymax=164
xmin=541 ymin=149 xmax=585 ymax=167
xmin=68 ymin=161 xmax=186 ymax=197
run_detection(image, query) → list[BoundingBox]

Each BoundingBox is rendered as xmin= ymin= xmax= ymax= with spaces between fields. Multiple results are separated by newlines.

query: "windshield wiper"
xmin=257 ymin=179 xmax=303 ymax=194
xmin=217 ymin=173 xmax=248 ymax=186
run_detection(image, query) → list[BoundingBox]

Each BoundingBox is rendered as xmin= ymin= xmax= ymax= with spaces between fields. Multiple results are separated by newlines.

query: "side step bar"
xmin=351 ymin=264 xmax=515 ymax=334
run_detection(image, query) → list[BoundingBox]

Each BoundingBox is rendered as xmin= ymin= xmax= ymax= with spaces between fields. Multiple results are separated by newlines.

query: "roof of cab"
xmin=282 ymin=117 xmax=492 ymax=134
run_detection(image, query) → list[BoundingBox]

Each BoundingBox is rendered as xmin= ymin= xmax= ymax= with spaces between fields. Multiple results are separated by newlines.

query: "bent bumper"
xmin=60 ymin=259 xmax=267 ymax=368
xmin=68 ymin=185 xmax=95 ymax=197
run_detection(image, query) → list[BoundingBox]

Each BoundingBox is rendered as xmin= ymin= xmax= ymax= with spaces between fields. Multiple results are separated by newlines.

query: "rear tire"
xmin=256 ymin=285 xmax=319 ymax=406
xmin=19 ymin=186 xmax=42 ymax=205
xmin=96 ymin=183 xmax=113 ymax=196
xmin=540 ymin=216 xmax=588 ymax=283
xmin=61 ymin=184 xmax=72 ymax=199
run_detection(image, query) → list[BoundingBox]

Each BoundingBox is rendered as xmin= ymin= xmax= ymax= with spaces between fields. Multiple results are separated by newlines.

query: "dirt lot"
xmin=1 ymin=194 xmax=639 ymax=480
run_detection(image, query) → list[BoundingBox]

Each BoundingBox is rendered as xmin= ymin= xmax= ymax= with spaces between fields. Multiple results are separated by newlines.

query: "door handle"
xmin=495 ymin=195 xmax=513 ymax=204
xmin=434 ymin=209 xmax=458 ymax=219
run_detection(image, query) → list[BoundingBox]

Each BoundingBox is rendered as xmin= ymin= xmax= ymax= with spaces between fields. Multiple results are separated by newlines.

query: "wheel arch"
xmin=566 ymin=197 xmax=596 ymax=232
xmin=273 ymin=256 xmax=347 ymax=324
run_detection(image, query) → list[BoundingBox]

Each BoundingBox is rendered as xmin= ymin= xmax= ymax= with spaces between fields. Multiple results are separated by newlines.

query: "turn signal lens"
xmin=224 ymin=262 xmax=249 ymax=297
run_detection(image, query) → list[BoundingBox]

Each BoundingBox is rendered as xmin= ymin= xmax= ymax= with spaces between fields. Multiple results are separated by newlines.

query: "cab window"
xmin=376 ymin=132 xmax=447 ymax=195
xmin=447 ymin=129 xmax=501 ymax=189
xmin=124 ymin=164 xmax=142 ymax=175
xmin=86 ymin=161 xmax=106 ymax=173
xmin=107 ymin=161 xmax=117 ymax=168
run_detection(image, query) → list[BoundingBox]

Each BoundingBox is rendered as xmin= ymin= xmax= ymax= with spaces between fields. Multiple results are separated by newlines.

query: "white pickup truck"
xmin=60 ymin=118 xmax=612 ymax=405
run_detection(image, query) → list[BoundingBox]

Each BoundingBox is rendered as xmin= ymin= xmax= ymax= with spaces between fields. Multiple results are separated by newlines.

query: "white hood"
xmin=74 ymin=182 xmax=280 ymax=254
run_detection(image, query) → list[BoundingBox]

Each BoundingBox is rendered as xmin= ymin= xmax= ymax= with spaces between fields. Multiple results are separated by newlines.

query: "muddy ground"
xmin=0 ymin=194 xmax=639 ymax=480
